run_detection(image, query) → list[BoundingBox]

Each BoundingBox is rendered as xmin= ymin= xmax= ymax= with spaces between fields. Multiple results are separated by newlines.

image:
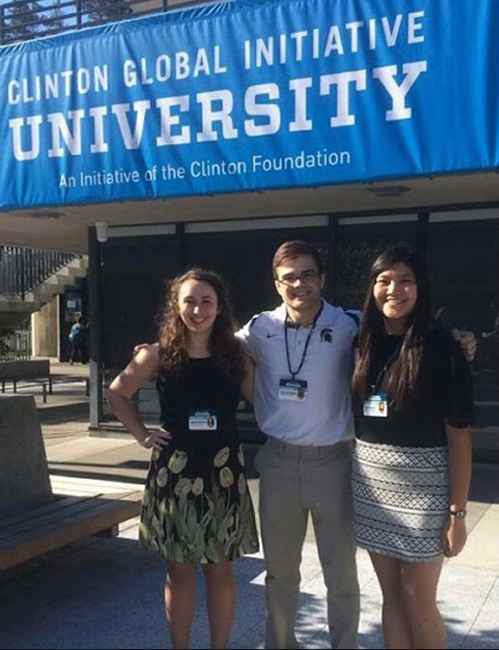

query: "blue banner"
xmin=0 ymin=0 xmax=498 ymax=210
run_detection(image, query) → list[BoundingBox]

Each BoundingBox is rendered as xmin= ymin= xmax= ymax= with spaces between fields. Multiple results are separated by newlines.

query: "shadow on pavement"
xmin=38 ymin=403 xmax=89 ymax=425
xmin=0 ymin=538 xmax=267 ymax=650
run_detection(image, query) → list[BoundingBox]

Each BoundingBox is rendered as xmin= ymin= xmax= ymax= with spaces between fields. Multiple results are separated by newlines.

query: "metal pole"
xmin=417 ymin=212 xmax=430 ymax=260
xmin=0 ymin=6 xmax=5 ymax=46
xmin=20 ymin=249 xmax=26 ymax=301
xmin=76 ymin=0 xmax=82 ymax=29
xmin=89 ymin=227 xmax=103 ymax=428
xmin=327 ymin=215 xmax=339 ymax=304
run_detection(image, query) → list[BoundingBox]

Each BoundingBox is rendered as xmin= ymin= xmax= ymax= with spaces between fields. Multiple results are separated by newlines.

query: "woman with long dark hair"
xmin=107 ymin=268 xmax=259 ymax=649
xmin=351 ymin=247 xmax=473 ymax=649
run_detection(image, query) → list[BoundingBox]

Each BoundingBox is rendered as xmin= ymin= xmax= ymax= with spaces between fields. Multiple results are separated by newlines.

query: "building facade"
xmin=0 ymin=0 xmax=497 ymax=456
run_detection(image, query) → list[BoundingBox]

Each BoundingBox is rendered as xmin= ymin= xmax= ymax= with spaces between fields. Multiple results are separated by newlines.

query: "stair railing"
xmin=0 ymin=246 xmax=80 ymax=300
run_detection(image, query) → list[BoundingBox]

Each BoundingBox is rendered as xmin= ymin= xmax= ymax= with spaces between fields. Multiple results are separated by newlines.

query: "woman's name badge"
xmin=363 ymin=393 xmax=388 ymax=418
xmin=188 ymin=410 xmax=218 ymax=431
xmin=279 ymin=379 xmax=308 ymax=401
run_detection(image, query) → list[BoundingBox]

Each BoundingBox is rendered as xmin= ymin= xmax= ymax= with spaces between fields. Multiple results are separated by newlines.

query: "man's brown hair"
xmin=272 ymin=240 xmax=323 ymax=279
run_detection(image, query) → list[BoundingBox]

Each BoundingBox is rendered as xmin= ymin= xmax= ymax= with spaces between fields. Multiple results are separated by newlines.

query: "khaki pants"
xmin=255 ymin=437 xmax=360 ymax=650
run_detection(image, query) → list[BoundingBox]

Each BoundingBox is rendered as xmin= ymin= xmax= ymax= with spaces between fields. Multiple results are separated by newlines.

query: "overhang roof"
xmin=0 ymin=171 xmax=498 ymax=253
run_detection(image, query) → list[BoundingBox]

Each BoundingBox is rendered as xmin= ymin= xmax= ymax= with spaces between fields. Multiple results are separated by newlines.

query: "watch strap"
xmin=450 ymin=509 xmax=467 ymax=519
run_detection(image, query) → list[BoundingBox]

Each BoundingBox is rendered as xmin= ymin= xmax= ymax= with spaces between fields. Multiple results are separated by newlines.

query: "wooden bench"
xmin=0 ymin=477 xmax=142 ymax=572
xmin=0 ymin=395 xmax=142 ymax=572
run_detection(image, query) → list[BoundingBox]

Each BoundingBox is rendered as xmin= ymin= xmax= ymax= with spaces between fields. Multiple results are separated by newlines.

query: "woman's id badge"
xmin=188 ymin=410 xmax=218 ymax=431
xmin=363 ymin=393 xmax=388 ymax=418
xmin=279 ymin=379 xmax=308 ymax=401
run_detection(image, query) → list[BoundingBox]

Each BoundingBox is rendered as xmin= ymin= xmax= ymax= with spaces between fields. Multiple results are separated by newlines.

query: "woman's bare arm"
xmin=107 ymin=345 xmax=169 ymax=450
xmin=443 ymin=424 xmax=472 ymax=557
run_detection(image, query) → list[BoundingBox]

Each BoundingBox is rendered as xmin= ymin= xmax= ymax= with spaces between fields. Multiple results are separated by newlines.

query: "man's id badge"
xmin=363 ymin=393 xmax=388 ymax=418
xmin=188 ymin=410 xmax=218 ymax=431
xmin=279 ymin=379 xmax=308 ymax=401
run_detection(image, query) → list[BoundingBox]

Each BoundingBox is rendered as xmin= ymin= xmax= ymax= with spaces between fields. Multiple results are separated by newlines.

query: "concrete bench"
xmin=0 ymin=361 xmax=89 ymax=403
xmin=0 ymin=395 xmax=142 ymax=572
xmin=48 ymin=373 xmax=90 ymax=397
xmin=0 ymin=360 xmax=51 ymax=401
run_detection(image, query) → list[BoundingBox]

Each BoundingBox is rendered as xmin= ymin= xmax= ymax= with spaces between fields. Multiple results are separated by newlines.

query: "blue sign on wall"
xmin=0 ymin=0 xmax=498 ymax=210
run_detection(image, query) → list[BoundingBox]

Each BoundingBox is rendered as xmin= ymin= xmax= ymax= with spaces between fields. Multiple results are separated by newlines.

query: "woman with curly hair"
xmin=107 ymin=268 xmax=259 ymax=649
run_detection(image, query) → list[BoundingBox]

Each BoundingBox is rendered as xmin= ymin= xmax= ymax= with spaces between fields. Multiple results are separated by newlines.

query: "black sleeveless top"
xmin=156 ymin=357 xmax=240 ymax=446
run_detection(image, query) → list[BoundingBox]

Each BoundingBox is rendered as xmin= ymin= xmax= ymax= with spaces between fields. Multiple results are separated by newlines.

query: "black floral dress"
xmin=139 ymin=357 xmax=259 ymax=564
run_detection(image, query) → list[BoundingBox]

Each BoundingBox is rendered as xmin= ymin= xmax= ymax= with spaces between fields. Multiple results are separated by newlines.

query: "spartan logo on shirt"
xmin=320 ymin=328 xmax=333 ymax=343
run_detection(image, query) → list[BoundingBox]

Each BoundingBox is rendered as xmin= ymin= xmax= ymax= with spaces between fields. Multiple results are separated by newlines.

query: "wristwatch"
xmin=450 ymin=509 xmax=467 ymax=519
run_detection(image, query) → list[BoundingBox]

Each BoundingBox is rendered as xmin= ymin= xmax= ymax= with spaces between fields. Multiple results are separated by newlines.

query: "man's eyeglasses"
xmin=277 ymin=270 xmax=320 ymax=286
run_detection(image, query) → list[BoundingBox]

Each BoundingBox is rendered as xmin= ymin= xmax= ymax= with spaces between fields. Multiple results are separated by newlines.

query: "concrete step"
xmin=0 ymin=256 xmax=88 ymax=318
xmin=0 ymin=297 xmax=34 ymax=313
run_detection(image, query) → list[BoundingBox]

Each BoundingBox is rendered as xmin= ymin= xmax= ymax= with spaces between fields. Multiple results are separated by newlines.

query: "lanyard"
xmin=371 ymin=343 xmax=402 ymax=394
xmin=284 ymin=303 xmax=323 ymax=379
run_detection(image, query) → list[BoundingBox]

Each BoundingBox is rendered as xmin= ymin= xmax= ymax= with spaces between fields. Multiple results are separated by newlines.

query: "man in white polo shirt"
xmin=238 ymin=241 xmax=361 ymax=650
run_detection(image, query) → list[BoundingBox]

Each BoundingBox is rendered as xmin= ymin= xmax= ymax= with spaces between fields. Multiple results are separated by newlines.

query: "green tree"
xmin=5 ymin=0 xmax=43 ymax=41
xmin=47 ymin=0 xmax=66 ymax=32
xmin=82 ymin=0 xmax=132 ymax=23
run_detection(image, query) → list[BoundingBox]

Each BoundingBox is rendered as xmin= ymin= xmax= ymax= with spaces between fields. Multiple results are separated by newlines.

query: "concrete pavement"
xmin=0 ymin=385 xmax=498 ymax=649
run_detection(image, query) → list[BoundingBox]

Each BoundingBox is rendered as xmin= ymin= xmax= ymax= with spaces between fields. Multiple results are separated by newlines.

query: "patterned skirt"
xmin=352 ymin=439 xmax=450 ymax=562
xmin=139 ymin=440 xmax=259 ymax=564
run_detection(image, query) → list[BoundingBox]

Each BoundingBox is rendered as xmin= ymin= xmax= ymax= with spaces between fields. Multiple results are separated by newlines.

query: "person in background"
xmin=108 ymin=269 xmax=258 ymax=650
xmin=352 ymin=246 xmax=473 ymax=650
xmin=69 ymin=315 xmax=87 ymax=364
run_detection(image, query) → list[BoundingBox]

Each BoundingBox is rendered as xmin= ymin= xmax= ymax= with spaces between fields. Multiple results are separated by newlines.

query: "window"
xmin=429 ymin=219 xmax=499 ymax=409
xmin=334 ymin=217 xmax=419 ymax=310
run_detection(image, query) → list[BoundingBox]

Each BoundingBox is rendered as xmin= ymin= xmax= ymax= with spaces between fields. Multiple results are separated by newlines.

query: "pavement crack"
xmin=462 ymin=574 xmax=499 ymax=648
